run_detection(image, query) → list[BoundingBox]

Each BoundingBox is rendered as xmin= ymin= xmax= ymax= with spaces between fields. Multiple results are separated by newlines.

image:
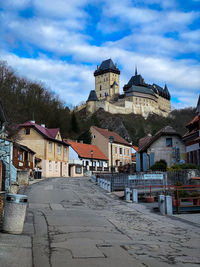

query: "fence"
xmin=97 ymin=172 xmax=166 ymax=191
xmin=167 ymin=169 xmax=200 ymax=185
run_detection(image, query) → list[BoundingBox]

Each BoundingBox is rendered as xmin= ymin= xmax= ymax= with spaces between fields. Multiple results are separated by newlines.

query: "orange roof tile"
xmin=92 ymin=126 xmax=131 ymax=146
xmin=64 ymin=140 xmax=108 ymax=161
xmin=132 ymin=146 xmax=138 ymax=151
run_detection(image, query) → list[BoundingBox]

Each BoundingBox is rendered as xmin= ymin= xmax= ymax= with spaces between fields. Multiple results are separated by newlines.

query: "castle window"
xmin=100 ymin=93 xmax=101 ymax=97
xmin=100 ymin=85 xmax=101 ymax=90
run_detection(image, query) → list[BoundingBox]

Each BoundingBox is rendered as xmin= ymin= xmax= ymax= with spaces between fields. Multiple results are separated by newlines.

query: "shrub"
xmin=151 ymin=159 xmax=167 ymax=171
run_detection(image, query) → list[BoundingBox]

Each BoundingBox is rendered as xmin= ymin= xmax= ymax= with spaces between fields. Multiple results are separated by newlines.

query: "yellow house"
xmin=17 ymin=121 xmax=69 ymax=178
xmin=90 ymin=126 xmax=132 ymax=170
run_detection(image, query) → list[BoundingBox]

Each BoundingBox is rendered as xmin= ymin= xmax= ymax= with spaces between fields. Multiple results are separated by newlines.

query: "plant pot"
xmin=145 ymin=196 xmax=154 ymax=203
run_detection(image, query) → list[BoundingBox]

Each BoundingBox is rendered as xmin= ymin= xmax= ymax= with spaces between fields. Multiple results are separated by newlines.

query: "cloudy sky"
xmin=0 ymin=0 xmax=199 ymax=109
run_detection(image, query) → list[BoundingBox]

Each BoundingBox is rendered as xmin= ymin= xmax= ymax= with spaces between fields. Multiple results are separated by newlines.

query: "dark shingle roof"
xmin=87 ymin=90 xmax=98 ymax=102
xmin=125 ymin=85 xmax=156 ymax=97
xmin=94 ymin=59 xmax=120 ymax=76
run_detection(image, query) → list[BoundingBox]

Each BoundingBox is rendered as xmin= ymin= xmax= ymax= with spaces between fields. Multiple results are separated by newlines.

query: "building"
xmin=65 ymin=140 xmax=108 ymax=175
xmin=17 ymin=121 xmax=69 ymax=178
xmin=136 ymin=126 xmax=186 ymax=171
xmin=86 ymin=59 xmax=171 ymax=118
xmin=13 ymin=143 xmax=35 ymax=171
xmin=182 ymin=96 xmax=200 ymax=166
xmin=90 ymin=126 xmax=132 ymax=170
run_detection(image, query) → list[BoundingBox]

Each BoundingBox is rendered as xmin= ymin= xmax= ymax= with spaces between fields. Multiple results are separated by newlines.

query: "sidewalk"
xmin=0 ymin=233 xmax=32 ymax=267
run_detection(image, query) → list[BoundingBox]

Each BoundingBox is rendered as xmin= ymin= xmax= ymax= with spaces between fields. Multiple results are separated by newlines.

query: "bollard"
xmin=158 ymin=195 xmax=165 ymax=215
xmin=165 ymin=195 xmax=173 ymax=215
xmin=103 ymin=180 xmax=107 ymax=190
xmin=132 ymin=189 xmax=138 ymax=203
xmin=97 ymin=178 xmax=100 ymax=185
xmin=100 ymin=179 xmax=102 ymax=187
xmin=125 ymin=187 xmax=130 ymax=201
xmin=107 ymin=181 xmax=111 ymax=192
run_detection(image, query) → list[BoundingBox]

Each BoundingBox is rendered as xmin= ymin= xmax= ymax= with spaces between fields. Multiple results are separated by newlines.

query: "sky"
xmin=0 ymin=0 xmax=200 ymax=109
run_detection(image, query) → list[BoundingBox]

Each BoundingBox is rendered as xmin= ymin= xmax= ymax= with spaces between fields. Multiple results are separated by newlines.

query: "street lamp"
xmin=91 ymin=149 xmax=93 ymax=173
xmin=109 ymin=136 xmax=114 ymax=192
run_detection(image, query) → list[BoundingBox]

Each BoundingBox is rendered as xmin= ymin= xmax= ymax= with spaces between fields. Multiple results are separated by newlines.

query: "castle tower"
xmin=94 ymin=59 xmax=120 ymax=100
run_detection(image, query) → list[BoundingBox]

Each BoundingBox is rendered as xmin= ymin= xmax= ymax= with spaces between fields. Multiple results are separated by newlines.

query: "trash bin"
xmin=2 ymin=193 xmax=28 ymax=234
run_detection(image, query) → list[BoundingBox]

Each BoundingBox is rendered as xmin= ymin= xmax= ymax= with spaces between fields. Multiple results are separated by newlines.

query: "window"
xmin=49 ymin=142 xmax=52 ymax=153
xmin=124 ymin=148 xmax=126 ymax=155
xmin=120 ymin=148 xmax=122 ymax=155
xmin=64 ymin=147 xmax=67 ymax=157
xmin=100 ymin=85 xmax=101 ymax=90
xmin=55 ymin=161 xmax=58 ymax=172
xmin=128 ymin=149 xmax=130 ymax=156
xmin=76 ymin=166 xmax=82 ymax=174
xmin=166 ymin=138 xmax=172 ymax=147
xmin=57 ymin=145 xmax=61 ymax=155
xmin=49 ymin=161 xmax=52 ymax=171
xmin=93 ymin=135 xmax=96 ymax=139
xmin=115 ymin=147 xmax=118 ymax=154
xmin=25 ymin=128 xmax=30 ymax=135
xmin=100 ymin=93 xmax=101 ymax=97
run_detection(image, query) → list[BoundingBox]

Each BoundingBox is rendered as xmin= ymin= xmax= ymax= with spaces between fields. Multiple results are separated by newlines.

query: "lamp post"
xmin=109 ymin=136 xmax=114 ymax=192
xmin=91 ymin=150 xmax=93 ymax=173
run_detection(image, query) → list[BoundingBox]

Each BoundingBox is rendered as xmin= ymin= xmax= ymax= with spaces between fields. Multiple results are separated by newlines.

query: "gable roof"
xmin=65 ymin=140 xmax=108 ymax=160
xmin=92 ymin=126 xmax=131 ymax=146
xmin=94 ymin=59 xmax=120 ymax=76
xmin=138 ymin=126 xmax=181 ymax=152
xmin=19 ymin=121 xmax=68 ymax=145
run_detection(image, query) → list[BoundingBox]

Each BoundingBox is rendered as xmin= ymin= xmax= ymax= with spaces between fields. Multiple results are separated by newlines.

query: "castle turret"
xmin=86 ymin=90 xmax=98 ymax=113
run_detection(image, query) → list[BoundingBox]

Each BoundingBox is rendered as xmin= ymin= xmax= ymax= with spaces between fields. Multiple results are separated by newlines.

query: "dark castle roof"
xmin=87 ymin=90 xmax=98 ymax=102
xmin=123 ymin=74 xmax=146 ymax=91
xmin=123 ymin=70 xmax=170 ymax=100
xmin=94 ymin=59 xmax=120 ymax=76
xmin=125 ymin=85 xmax=156 ymax=97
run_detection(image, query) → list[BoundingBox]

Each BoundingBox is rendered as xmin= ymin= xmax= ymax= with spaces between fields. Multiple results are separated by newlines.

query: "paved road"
xmin=22 ymin=177 xmax=200 ymax=267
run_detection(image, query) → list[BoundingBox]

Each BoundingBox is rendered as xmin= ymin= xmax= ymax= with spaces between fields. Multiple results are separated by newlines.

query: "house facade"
xmin=17 ymin=121 xmax=69 ymax=178
xmin=90 ymin=126 xmax=132 ymax=171
xmin=137 ymin=126 xmax=186 ymax=171
xmin=13 ymin=143 xmax=35 ymax=171
xmin=183 ymin=96 xmax=200 ymax=166
xmin=66 ymin=140 xmax=108 ymax=175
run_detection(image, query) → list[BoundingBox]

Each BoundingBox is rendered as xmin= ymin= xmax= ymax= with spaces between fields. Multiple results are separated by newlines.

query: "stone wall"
xmin=17 ymin=170 xmax=29 ymax=185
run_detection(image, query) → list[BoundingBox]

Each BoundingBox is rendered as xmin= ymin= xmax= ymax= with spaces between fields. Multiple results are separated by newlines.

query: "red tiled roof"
xmin=132 ymin=146 xmax=138 ymax=151
xmin=65 ymin=140 xmax=108 ymax=161
xmin=92 ymin=126 xmax=131 ymax=146
xmin=19 ymin=121 xmax=66 ymax=145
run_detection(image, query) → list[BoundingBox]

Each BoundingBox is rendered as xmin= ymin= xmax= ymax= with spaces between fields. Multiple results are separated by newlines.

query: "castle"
xmin=86 ymin=59 xmax=171 ymax=118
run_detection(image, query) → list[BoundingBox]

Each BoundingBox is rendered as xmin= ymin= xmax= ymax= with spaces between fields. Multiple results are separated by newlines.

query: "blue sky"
xmin=0 ymin=0 xmax=199 ymax=109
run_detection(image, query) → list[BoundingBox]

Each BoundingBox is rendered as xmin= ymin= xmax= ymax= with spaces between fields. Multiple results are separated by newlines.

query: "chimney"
xmin=31 ymin=120 xmax=35 ymax=124
xmin=41 ymin=124 xmax=45 ymax=128
xmin=79 ymin=140 xmax=83 ymax=144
